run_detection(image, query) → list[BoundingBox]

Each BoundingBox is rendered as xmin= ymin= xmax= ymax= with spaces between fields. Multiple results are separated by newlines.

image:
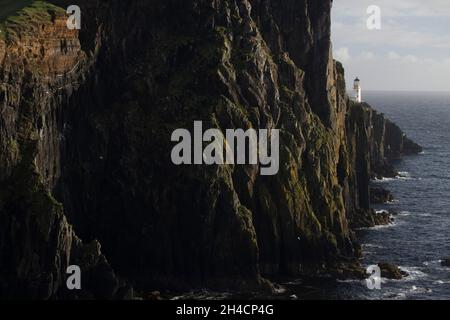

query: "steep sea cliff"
xmin=0 ymin=0 xmax=421 ymax=299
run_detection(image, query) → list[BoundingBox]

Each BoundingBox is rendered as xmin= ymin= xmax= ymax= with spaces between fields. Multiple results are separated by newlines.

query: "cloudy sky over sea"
xmin=332 ymin=0 xmax=450 ymax=92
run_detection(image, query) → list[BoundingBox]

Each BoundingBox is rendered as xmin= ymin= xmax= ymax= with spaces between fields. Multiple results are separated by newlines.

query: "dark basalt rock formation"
xmin=350 ymin=209 xmax=393 ymax=230
xmin=441 ymin=257 xmax=450 ymax=267
xmin=370 ymin=187 xmax=394 ymax=204
xmin=385 ymin=120 xmax=422 ymax=159
xmin=0 ymin=2 xmax=131 ymax=300
xmin=378 ymin=263 xmax=409 ymax=280
xmin=0 ymin=0 xmax=421 ymax=298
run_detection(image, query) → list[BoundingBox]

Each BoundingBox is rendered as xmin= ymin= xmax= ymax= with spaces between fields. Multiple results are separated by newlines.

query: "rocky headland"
xmin=0 ymin=0 xmax=421 ymax=299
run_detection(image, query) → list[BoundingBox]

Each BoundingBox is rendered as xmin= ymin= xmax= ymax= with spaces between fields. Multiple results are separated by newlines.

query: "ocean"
xmin=331 ymin=90 xmax=450 ymax=300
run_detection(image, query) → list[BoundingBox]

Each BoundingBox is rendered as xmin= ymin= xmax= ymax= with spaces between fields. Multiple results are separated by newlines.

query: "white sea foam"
xmin=398 ymin=211 xmax=411 ymax=217
xmin=373 ymin=177 xmax=395 ymax=182
xmin=362 ymin=243 xmax=385 ymax=249
xmin=385 ymin=199 xmax=399 ymax=205
xmin=273 ymin=286 xmax=287 ymax=294
xmin=408 ymin=286 xmax=433 ymax=294
xmin=372 ymin=220 xmax=400 ymax=230
xmin=422 ymin=260 xmax=441 ymax=266
xmin=373 ymin=172 xmax=419 ymax=182
xmin=356 ymin=221 xmax=398 ymax=231
xmin=399 ymin=266 xmax=428 ymax=282
xmin=336 ymin=279 xmax=363 ymax=284
xmin=398 ymin=171 xmax=410 ymax=177
xmin=418 ymin=213 xmax=433 ymax=217
xmin=284 ymin=279 xmax=303 ymax=285
xmin=370 ymin=224 xmax=392 ymax=230
xmin=397 ymin=171 xmax=422 ymax=181
xmin=422 ymin=260 xmax=450 ymax=273
xmin=383 ymin=292 xmax=407 ymax=300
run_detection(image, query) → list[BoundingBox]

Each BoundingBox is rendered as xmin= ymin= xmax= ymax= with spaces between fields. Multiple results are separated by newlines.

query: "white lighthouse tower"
xmin=353 ymin=77 xmax=362 ymax=103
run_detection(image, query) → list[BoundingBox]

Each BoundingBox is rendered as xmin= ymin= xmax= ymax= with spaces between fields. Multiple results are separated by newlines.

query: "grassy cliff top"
xmin=0 ymin=1 xmax=64 ymax=40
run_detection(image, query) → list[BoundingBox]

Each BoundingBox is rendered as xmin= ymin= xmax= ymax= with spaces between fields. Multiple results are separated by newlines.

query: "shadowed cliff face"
xmin=0 ymin=0 xmax=421 ymax=298
xmin=0 ymin=2 xmax=130 ymax=299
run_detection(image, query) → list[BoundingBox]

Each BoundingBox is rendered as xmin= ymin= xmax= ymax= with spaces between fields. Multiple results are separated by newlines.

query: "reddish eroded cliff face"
xmin=0 ymin=0 xmax=421 ymax=298
xmin=1 ymin=12 xmax=81 ymax=74
xmin=0 ymin=4 xmax=85 ymax=184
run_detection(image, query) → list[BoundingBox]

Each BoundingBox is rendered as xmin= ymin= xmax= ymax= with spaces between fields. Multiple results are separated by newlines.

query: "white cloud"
xmin=387 ymin=52 xmax=418 ymax=63
xmin=360 ymin=51 xmax=376 ymax=60
xmin=332 ymin=1 xmax=450 ymax=91
xmin=339 ymin=53 xmax=450 ymax=91
xmin=333 ymin=0 xmax=450 ymax=18
xmin=335 ymin=47 xmax=351 ymax=63
xmin=404 ymin=55 xmax=419 ymax=63
xmin=388 ymin=51 xmax=401 ymax=60
xmin=332 ymin=18 xmax=450 ymax=50
xmin=332 ymin=1 xmax=450 ymax=50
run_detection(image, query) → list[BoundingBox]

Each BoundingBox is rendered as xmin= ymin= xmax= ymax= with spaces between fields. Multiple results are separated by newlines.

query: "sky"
xmin=331 ymin=0 xmax=450 ymax=92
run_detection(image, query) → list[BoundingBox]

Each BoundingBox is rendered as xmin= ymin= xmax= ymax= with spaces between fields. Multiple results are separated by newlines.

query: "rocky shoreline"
xmin=370 ymin=187 xmax=394 ymax=204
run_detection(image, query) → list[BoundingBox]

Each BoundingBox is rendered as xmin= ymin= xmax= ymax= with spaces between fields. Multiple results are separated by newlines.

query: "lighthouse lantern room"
xmin=353 ymin=77 xmax=362 ymax=103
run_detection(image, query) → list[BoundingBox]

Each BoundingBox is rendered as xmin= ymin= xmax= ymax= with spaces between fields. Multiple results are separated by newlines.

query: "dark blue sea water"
xmin=333 ymin=91 xmax=450 ymax=300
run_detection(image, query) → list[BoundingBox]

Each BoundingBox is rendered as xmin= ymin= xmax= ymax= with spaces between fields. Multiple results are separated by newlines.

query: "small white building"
xmin=353 ymin=77 xmax=362 ymax=103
